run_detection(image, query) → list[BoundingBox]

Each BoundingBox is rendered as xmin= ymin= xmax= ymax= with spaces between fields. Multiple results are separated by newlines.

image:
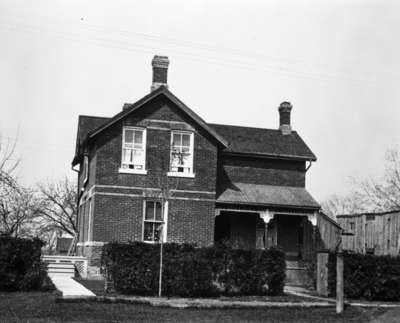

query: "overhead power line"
xmin=0 ymin=17 xmax=386 ymax=86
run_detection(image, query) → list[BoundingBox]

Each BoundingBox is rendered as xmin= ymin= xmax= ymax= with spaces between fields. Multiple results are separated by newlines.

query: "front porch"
xmin=214 ymin=208 xmax=318 ymax=261
xmin=214 ymin=207 xmax=318 ymax=287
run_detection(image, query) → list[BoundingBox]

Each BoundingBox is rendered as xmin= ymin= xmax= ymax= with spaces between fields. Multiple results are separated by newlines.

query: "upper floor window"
xmin=119 ymin=127 xmax=147 ymax=174
xmin=168 ymin=131 xmax=194 ymax=177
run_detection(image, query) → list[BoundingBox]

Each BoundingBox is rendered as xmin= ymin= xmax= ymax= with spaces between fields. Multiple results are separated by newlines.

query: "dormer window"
xmin=168 ymin=131 xmax=195 ymax=178
xmin=119 ymin=127 xmax=147 ymax=174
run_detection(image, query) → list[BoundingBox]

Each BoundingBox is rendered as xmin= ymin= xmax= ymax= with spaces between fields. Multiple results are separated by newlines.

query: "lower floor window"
xmin=143 ymin=201 xmax=163 ymax=242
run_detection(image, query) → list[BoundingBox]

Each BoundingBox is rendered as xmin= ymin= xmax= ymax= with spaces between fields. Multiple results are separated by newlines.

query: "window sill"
xmin=167 ymin=171 xmax=195 ymax=178
xmin=118 ymin=168 xmax=148 ymax=175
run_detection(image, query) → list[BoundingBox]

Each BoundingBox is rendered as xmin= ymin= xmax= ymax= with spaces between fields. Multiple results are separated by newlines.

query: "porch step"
xmin=286 ymin=260 xmax=305 ymax=269
xmin=47 ymin=263 xmax=75 ymax=278
xmin=285 ymin=260 xmax=312 ymax=287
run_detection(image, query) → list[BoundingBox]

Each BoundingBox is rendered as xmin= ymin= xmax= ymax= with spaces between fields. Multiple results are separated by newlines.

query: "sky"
xmin=0 ymin=0 xmax=399 ymax=203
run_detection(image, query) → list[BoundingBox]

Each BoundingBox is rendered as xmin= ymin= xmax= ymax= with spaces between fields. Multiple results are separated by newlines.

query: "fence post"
xmin=336 ymin=251 xmax=344 ymax=314
xmin=316 ymin=250 xmax=329 ymax=296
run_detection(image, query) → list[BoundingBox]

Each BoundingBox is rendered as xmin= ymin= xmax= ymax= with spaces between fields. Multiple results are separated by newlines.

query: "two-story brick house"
xmin=72 ymin=55 xmax=337 ymax=278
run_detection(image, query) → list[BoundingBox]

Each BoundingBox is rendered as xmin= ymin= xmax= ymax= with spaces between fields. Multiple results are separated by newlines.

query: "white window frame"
xmin=167 ymin=131 xmax=195 ymax=178
xmin=142 ymin=200 xmax=168 ymax=243
xmin=119 ymin=126 xmax=147 ymax=175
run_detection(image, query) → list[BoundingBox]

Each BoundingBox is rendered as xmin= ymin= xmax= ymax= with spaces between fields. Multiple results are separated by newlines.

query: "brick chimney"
xmin=278 ymin=101 xmax=292 ymax=135
xmin=151 ymin=55 xmax=169 ymax=92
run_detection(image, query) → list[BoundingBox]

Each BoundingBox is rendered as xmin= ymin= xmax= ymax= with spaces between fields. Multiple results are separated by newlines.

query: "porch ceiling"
xmin=217 ymin=182 xmax=320 ymax=209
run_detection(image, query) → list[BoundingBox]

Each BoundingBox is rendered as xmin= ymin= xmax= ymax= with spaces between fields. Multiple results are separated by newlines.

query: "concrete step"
xmin=48 ymin=268 xmax=75 ymax=273
xmin=285 ymin=260 xmax=312 ymax=287
xmin=47 ymin=263 xmax=75 ymax=278
xmin=286 ymin=260 xmax=305 ymax=269
xmin=48 ymin=263 xmax=75 ymax=269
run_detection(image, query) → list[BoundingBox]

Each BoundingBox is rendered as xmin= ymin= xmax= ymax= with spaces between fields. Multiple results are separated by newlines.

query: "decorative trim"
xmin=147 ymin=126 xmax=170 ymax=131
xmin=215 ymin=208 xmax=261 ymax=217
xmin=171 ymin=189 xmax=214 ymax=195
xmin=94 ymin=184 xmax=214 ymax=195
xmin=95 ymin=184 xmax=160 ymax=191
xmin=118 ymin=168 xmax=148 ymax=175
xmin=307 ymin=212 xmax=318 ymax=226
xmin=167 ymin=172 xmax=195 ymax=178
xmin=174 ymin=196 xmax=214 ymax=202
xmin=146 ymin=119 xmax=188 ymax=125
xmin=93 ymin=191 xmax=214 ymax=202
xmin=260 ymin=210 xmax=274 ymax=224
xmin=95 ymin=192 xmax=142 ymax=198
xmin=215 ymin=208 xmax=314 ymax=223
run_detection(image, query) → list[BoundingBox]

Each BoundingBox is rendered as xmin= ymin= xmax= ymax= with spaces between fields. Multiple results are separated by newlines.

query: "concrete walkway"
xmin=62 ymin=295 xmax=333 ymax=308
xmin=50 ymin=276 xmax=95 ymax=298
xmin=285 ymin=286 xmax=400 ymax=308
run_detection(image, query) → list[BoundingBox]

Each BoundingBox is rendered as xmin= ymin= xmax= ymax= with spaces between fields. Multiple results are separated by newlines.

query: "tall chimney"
xmin=151 ymin=55 xmax=169 ymax=92
xmin=278 ymin=101 xmax=292 ymax=135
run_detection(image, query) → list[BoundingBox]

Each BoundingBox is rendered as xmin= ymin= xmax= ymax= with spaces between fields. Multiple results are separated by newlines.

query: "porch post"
xmin=260 ymin=210 xmax=274 ymax=248
xmin=306 ymin=212 xmax=318 ymax=260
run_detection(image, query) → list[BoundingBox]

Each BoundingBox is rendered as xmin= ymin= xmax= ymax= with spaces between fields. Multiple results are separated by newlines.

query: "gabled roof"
xmin=217 ymin=182 xmax=320 ymax=210
xmin=72 ymin=87 xmax=317 ymax=165
xmin=89 ymin=86 xmax=228 ymax=147
xmin=210 ymin=124 xmax=316 ymax=161
xmin=76 ymin=115 xmax=110 ymax=148
xmin=73 ymin=115 xmax=110 ymax=165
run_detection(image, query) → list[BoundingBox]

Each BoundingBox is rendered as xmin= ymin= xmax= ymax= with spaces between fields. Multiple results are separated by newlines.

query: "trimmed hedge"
xmin=102 ymin=242 xmax=286 ymax=297
xmin=0 ymin=236 xmax=53 ymax=292
xmin=328 ymin=251 xmax=400 ymax=301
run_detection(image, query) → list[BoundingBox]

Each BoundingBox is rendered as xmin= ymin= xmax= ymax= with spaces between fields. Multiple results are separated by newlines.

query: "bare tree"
xmin=350 ymin=148 xmax=400 ymax=212
xmin=321 ymin=193 xmax=365 ymax=218
xmin=0 ymin=134 xmax=38 ymax=237
xmin=0 ymin=134 xmax=19 ymax=191
xmin=0 ymin=185 xmax=42 ymax=237
xmin=322 ymin=148 xmax=400 ymax=217
xmin=37 ymin=177 xmax=78 ymax=237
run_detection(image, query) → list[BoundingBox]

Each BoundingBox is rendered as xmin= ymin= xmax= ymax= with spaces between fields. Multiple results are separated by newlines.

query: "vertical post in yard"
xmin=336 ymin=239 xmax=344 ymax=314
xmin=158 ymin=198 xmax=164 ymax=298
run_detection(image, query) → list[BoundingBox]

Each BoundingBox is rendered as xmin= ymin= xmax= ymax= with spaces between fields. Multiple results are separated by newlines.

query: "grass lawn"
xmin=0 ymin=292 xmax=388 ymax=323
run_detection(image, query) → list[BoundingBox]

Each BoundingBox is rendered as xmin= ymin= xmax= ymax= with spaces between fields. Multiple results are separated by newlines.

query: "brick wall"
xmin=84 ymin=95 xmax=218 ymax=248
xmin=92 ymin=194 xmax=215 ymax=247
xmin=167 ymin=199 xmax=215 ymax=246
xmin=94 ymin=97 xmax=219 ymax=192
xmin=93 ymin=194 xmax=143 ymax=242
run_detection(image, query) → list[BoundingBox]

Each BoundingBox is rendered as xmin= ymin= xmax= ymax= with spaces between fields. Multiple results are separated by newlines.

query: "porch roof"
xmin=217 ymin=182 xmax=320 ymax=209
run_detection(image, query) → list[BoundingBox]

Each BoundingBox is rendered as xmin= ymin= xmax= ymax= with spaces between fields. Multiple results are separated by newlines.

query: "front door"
xmin=276 ymin=214 xmax=303 ymax=259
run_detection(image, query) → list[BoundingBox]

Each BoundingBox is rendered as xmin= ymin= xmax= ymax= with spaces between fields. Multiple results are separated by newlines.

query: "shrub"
xmin=328 ymin=251 xmax=400 ymax=301
xmin=102 ymin=242 xmax=286 ymax=297
xmin=0 ymin=236 xmax=51 ymax=292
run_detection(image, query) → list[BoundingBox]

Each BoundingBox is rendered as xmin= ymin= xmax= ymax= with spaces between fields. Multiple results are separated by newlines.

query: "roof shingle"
xmin=209 ymin=123 xmax=316 ymax=160
xmin=73 ymin=90 xmax=316 ymax=163
xmin=217 ymin=182 xmax=320 ymax=209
